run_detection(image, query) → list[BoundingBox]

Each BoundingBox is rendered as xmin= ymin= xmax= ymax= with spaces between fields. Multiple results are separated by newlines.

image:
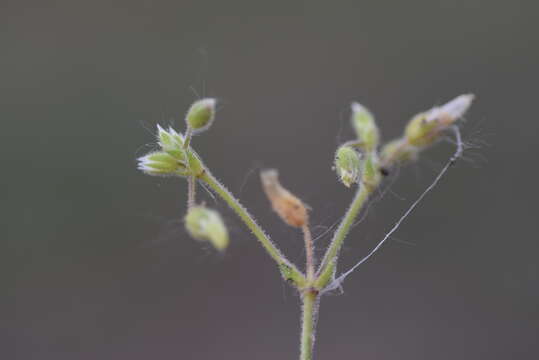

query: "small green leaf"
xmin=279 ymin=263 xmax=307 ymax=288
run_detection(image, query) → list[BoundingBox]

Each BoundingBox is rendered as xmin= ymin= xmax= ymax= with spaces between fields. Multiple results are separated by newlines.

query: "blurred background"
xmin=3 ymin=1 xmax=538 ymax=359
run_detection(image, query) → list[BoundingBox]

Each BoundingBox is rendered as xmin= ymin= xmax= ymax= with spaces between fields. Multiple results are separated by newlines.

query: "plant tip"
xmin=350 ymin=102 xmax=379 ymax=151
xmin=186 ymin=98 xmax=217 ymax=133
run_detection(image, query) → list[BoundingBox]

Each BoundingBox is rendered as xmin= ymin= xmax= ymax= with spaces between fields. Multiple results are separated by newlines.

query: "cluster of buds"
xmin=137 ymin=126 xmax=189 ymax=176
xmin=137 ymin=98 xmax=217 ymax=177
xmin=137 ymin=98 xmax=230 ymax=251
xmin=334 ymin=102 xmax=381 ymax=188
xmin=334 ymin=94 xmax=474 ymax=187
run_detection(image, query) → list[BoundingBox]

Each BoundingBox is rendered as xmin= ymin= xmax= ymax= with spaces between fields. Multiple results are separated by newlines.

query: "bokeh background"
xmin=3 ymin=1 xmax=538 ymax=359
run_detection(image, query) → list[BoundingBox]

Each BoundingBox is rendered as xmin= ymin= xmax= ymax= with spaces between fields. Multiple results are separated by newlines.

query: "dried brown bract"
xmin=260 ymin=169 xmax=309 ymax=228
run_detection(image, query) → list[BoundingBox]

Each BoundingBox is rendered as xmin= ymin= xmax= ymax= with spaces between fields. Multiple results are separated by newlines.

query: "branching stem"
xmin=200 ymin=169 xmax=305 ymax=283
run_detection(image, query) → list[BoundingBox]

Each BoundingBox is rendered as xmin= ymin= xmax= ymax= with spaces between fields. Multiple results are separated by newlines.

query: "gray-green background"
xmin=4 ymin=1 xmax=538 ymax=359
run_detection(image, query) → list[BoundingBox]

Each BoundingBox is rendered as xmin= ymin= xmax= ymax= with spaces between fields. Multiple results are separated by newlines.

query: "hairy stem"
xmin=316 ymin=183 xmax=376 ymax=289
xmin=183 ymin=126 xmax=193 ymax=150
xmin=200 ymin=170 xmax=305 ymax=283
xmin=187 ymin=175 xmax=196 ymax=208
xmin=302 ymin=225 xmax=315 ymax=281
xmin=300 ymin=290 xmax=318 ymax=360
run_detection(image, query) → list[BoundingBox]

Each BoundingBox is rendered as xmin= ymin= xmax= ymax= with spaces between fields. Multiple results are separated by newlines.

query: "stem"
xmin=187 ymin=175 xmax=196 ymax=208
xmin=300 ymin=290 xmax=318 ymax=360
xmin=183 ymin=126 xmax=193 ymax=149
xmin=302 ymin=224 xmax=315 ymax=281
xmin=316 ymin=183 xmax=375 ymax=288
xmin=200 ymin=170 xmax=304 ymax=281
xmin=379 ymin=137 xmax=409 ymax=169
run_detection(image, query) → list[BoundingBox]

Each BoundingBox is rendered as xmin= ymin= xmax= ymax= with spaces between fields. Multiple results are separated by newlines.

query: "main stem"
xmin=300 ymin=290 xmax=318 ymax=360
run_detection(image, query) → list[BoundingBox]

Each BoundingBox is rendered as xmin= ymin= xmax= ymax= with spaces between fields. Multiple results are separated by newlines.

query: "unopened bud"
xmin=260 ymin=169 xmax=309 ymax=228
xmin=404 ymin=112 xmax=436 ymax=147
xmin=405 ymin=94 xmax=474 ymax=147
xmin=351 ymin=102 xmax=379 ymax=151
xmin=185 ymin=206 xmax=229 ymax=251
xmin=334 ymin=145 xmax=361 ymax=187
xmin=185 ymin=98 xmax=217 ymax=133
xmin=434 ymin=94 xmax=475 ymax=124
xmin=137 ymin=151 xmax=185 ymax=176
xmin=157 ymin=125 xmax=185 ymax=159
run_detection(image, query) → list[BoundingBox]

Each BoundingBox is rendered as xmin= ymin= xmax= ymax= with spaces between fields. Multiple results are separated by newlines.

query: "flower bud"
xmin=185 ymin=98 xmax=217 ymax=133
xmin=137 ymin=151 xmax=185 ymax=176
xmin=404 ymin=112 xmax=437 ymax=147
xmin=434 ymin=94 xmax=475 ymax=125
xmin=351 ymin=102 xmax=379 ymax=151
xmin=334 ymin=145 xmax=361 ymax=187
xmin=157 ymin=125 xmax=185 ymax=160
xmin=405 ymin=94 xmax=474 ymax=147
xmin=185 ymin=206 xmax=229 ymax=251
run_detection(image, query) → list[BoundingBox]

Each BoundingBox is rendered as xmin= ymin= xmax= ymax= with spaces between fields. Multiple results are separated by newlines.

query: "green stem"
xmin=302 ymin=224 xmax=315 ymax=282
xmin=300 ymin=290 xmax=318 ymax=360
xmin=200 ymin=170 xmax=305 ymax=284
xmin=315 ymin=183 xmax=375 ymax=289
xmin=187 ymin=175 xmax=196 ymax=208
xmin=183 ymin=126 xmax=193 ymax=150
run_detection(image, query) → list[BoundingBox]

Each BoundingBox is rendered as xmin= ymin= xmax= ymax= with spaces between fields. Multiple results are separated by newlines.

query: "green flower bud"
xmin=157 ymin=125 xmax=186 ymax=160
xmin=185 ymin=206 xmax=229 ymax=251
xmin=185 ymin=98 xmax=217 ymax=133
xmin=137 ymin=151 xmax=185 ymax=176
xmin=404 ymin=112 xmax=438 ymax=147
xmin=335 ymin=145 xmax=361 ymax=187
xmin=351 ymin=102 xmax=379 ymax=151
xmin=157 ymin=125 xmax=184 ymax=150
xmin=405 ymin=94 xmax=474 ymax=147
